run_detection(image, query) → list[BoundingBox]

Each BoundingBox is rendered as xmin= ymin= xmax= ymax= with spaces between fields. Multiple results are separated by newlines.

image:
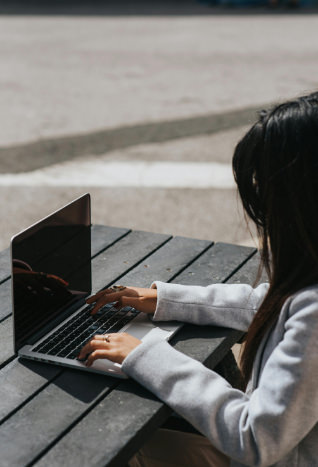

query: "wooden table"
xmin=0 ymin=226 xmax=260 ymax=467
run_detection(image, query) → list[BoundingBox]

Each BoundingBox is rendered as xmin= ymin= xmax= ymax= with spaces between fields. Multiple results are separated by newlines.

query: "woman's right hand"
xmin=87 ymin=286 xmax=157 ymax=315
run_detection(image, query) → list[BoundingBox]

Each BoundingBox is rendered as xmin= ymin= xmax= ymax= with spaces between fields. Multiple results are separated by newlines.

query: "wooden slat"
xmin=227 ymin=251 xmax=268 ymax=285
xmin=91 ymin=230 xmax=171 ymax=292
xmin=0 ymin=359 xmax=62 ymax=423
xmin=0 ymin=230 xmax=171 ymax=465
xmin=172 ymin=242 xmax=255 ymax=286
xmin=38 ymin=380 xmax=171 ymax=467
xmin=91 ymin=225 xmax=129 ymax=258
xmin=0 ymin=280 xmax=11 ymax=322
xmin=0 ymin=370 xmax=118 ymax=467
xmin=0 ymin=318 xmax=14 ymax=368
xmin=120 ymin=236 xmax=212 ymax=287
xmin=34 ymin=243 xmax=256 ymax=467
xmin=0 ymin=248 xmax=10 ymax=284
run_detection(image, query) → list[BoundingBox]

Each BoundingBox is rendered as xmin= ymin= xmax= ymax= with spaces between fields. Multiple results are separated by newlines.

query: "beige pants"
xmin=129 ymin=428 xmax=230 ymax=467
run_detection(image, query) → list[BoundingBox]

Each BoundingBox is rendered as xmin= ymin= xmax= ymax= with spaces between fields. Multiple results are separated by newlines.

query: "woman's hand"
xmin=80 ymin=286 xmax=157 ymax=366
xmin=78 ymin=333 xmax=141 ymax=366
xmin=87 ymin=286 xmax=157 ymax=315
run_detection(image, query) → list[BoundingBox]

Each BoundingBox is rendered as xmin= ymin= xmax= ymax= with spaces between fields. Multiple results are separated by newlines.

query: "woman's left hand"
xmin=77 ymin=333 xmax=141 ymax=366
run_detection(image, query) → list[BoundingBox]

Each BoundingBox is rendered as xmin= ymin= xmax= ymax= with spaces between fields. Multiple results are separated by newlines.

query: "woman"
xmin=78 ymin=92 xmax=318 ymax=466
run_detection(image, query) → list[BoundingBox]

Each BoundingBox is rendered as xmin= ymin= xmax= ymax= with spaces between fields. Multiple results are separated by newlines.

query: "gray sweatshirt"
xmin=121 ymin=282 xmax=318 ymax=467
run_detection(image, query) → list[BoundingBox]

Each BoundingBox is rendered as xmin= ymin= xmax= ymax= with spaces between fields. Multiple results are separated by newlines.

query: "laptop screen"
xmin=11 ymin=194 xmax=91 ymax=352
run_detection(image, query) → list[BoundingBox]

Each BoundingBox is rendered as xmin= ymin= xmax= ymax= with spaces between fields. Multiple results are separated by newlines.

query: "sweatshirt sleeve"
xmin=151 ymin=281 xmax=269 ymax=332
xmin=122 ymin=288 xmax=318 ymax=466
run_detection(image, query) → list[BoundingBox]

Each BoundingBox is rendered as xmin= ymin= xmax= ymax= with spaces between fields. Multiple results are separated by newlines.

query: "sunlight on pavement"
xmin=0 ymin=160 xmax=235 ymax=189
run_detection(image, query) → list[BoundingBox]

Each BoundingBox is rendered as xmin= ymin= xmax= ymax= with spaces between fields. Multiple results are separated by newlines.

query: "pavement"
xmin=1 ymin=4 xmax=318 ymax=252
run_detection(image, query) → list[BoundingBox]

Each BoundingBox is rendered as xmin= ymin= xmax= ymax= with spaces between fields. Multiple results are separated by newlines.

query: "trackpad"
xmin=127 ymin=324 xmax=170 ymax=341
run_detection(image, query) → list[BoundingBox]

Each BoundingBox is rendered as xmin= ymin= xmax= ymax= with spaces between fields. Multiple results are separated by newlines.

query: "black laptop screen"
xmin=11 ymin=194 xmax=91 ymax=352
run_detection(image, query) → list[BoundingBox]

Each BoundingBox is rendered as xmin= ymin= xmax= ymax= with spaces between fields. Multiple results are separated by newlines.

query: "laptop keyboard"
xmin=32 ymin=303 xmax=140 ymax=360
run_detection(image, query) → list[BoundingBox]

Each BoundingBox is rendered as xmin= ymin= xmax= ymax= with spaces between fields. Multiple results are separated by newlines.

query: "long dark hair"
xmin=232 ymin=92 xmax=318 ymax=387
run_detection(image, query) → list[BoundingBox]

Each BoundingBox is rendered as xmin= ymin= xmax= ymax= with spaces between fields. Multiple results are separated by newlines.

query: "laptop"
xmin=11 ymin=193 xmax=182 ymax=378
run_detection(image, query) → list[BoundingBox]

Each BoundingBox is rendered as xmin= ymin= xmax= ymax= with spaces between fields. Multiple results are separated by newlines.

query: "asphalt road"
xmin=1 ymin=7 xmax=318 ymax=252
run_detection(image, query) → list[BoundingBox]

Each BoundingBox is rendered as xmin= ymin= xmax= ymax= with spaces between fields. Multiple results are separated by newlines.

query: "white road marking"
xmin=0 ymin=160 xmax=235 ymax=189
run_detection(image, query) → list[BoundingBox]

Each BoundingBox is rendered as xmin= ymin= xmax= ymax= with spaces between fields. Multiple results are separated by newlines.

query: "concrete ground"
xmin=1 ymin=5 xmax=318 ymax=251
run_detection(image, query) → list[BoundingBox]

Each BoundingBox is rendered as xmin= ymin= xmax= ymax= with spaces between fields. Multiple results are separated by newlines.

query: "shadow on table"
xmin=19 ymin=357 xmax=116 ymax=403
